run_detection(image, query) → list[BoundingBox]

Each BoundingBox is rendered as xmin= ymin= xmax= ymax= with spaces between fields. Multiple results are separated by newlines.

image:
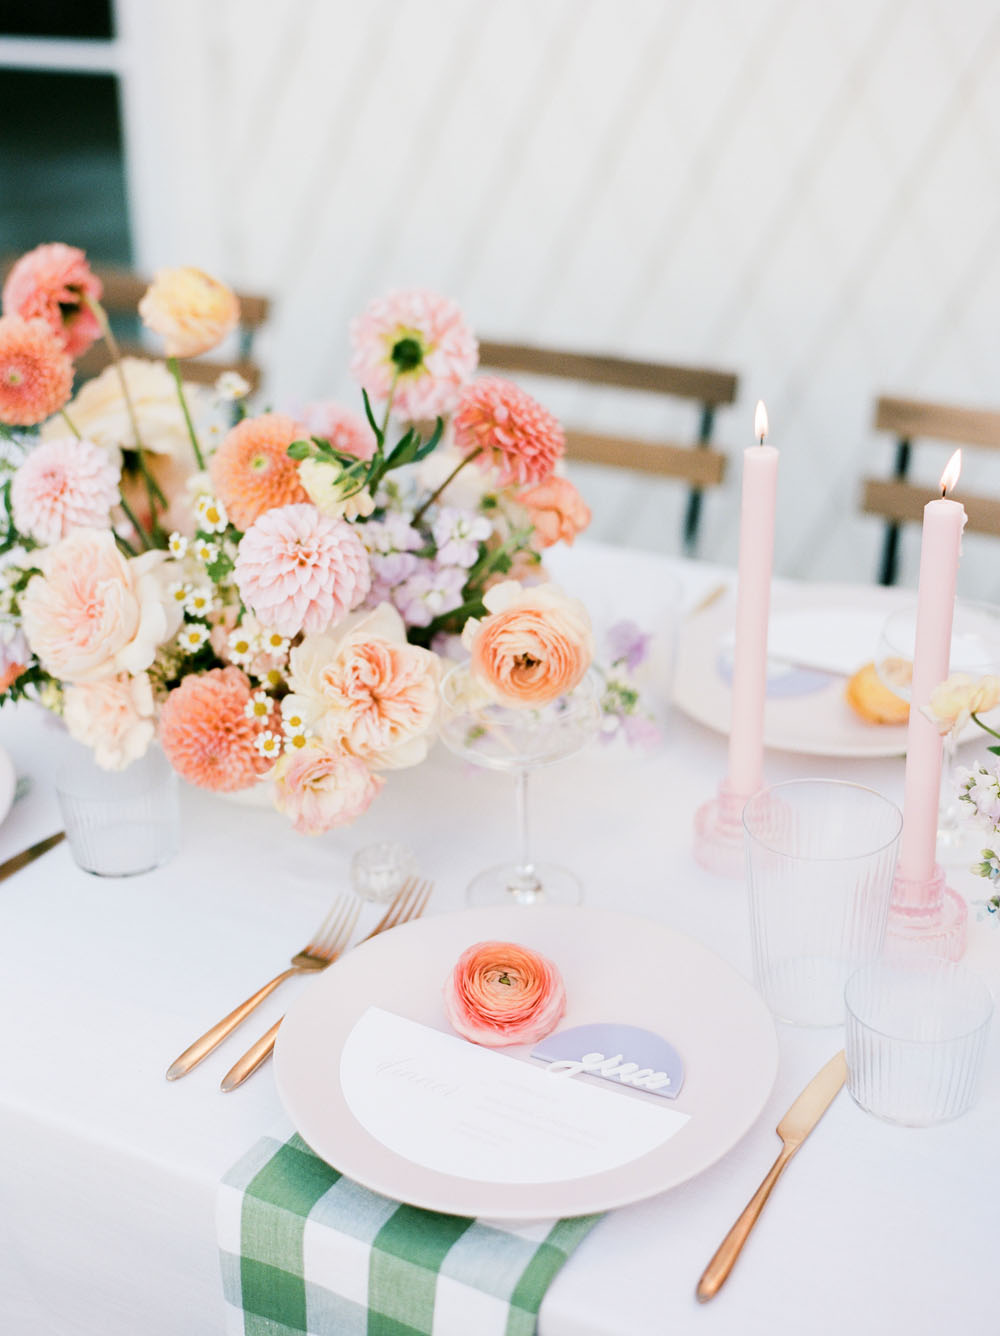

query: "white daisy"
xmin=177 ymin=623 xmax=210 ymax=654
xmin=281 ymin=705 xmax=308 ymax=735
xmin=167 ymin=532 xmax=188 ymax=558
xmin=253 ymin=666 xmax=284 ymax=691
xmin=255 ymin=730 xmax=282 ymax=759
xmin=184 ymin=585 xmax=215 ymax=617
xmin=193 ymin=539 xmax=220 ymax=565
xmin=259 ymin=628 xmax=290 ymax=657
xmin=216 ymin=370 xmax=251 ymax=401
xmin=194 ymin=494 xmax=228 ymax=533
xmin=284 ymin=731 xmax=311 ymax=752
xmin=244 ymin=690 xmax=271 ymax=722
xmin=167 ymin=580 xmax=192 ymax=607
xmin=227 ymin=627 xmax=258 ymax=665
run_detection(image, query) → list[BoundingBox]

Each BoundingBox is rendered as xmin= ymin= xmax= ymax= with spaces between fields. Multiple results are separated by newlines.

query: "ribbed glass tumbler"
xmin=56 ymin=742 xmax=180 ymax=877
xmin=845 ymin=958 xmax=993 ymax=1126
xmin=744 ymin=779 xmax=902 ymax=1026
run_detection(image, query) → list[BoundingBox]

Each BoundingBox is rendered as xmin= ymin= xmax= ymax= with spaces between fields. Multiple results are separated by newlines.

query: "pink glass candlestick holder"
xmin=693 ymin=780 xmax=754 ymax=879
xmin=886 ymin=864 xmax=967 ymax=961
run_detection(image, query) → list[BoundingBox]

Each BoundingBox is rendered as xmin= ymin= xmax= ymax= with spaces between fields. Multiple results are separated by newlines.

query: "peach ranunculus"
xmin=138 ymin=267 xmax=240 ymax=359
xmin=286 ymin=603 xmax=441 ymax=769
xmin=272 ymin=741 xmax=383 ymax=835
xmin=922 ymin=673 xmax=1000 ymax=736
xmin=461 ymin=581 xmax=593 ymax=707
xmin=443 ymin=940 xmax=566 ymax=1047
xmin=517 ymin=476 xmax=591 ymax=548
xmin=20 ymin=529 xmax=182 ymax=684
xmin=63 ymin=672 xmax=156 ymax=770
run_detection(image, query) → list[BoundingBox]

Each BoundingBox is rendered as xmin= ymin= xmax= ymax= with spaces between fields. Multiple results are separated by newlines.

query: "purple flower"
xmin=432 ymin=507 xmax=492 ymax=567
xmin=605 ymin=619 xmax=651 ymax=672
xmin=393 ymin=563 xmax=467 ymax=628
xmin=361 ymin=515 xmax=421 ymax=557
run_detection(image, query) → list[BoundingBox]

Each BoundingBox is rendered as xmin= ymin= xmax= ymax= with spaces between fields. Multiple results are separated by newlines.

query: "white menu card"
xmin=339 ymin=1008 xmax=690 ymax=1184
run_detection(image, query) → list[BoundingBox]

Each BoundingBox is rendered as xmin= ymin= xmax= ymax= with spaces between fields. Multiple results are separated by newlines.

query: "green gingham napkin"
xmin=218 ymin=1128 xmax=602 ymax=1336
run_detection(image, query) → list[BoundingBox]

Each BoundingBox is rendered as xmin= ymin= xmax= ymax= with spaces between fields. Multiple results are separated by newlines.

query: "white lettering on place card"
xmin=339 ymin=1008 xmax=690 ymax=1184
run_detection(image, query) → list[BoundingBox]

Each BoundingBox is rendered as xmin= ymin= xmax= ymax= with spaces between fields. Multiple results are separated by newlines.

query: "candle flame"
xmin=939 ymin=449 xmax=962 ymax=496
xmin=754 ymin=400 xmax=768 ymax=444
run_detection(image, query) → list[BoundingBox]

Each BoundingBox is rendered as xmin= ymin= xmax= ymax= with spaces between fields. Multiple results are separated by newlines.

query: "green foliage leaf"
xmin=987 ymin=745 xmax=1000 ymax=756
xmin=361 ymin=389 xmax=383 ymax=447
xmin=286 ymin=439 xmax=313 ymax=460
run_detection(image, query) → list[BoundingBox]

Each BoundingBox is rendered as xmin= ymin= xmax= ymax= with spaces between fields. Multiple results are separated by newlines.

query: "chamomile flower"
xmin=192 ymin=539 xmax=220 ymax=565
xmin=284 ymin=730 xmax=312 ymax=752
xmin=184 ymin=585 xmax=216 ymax=617
xmin=244 ymin=690 xmax=271 ymax=722
xmin=215 ymin=370 xmax=251 ymax=401
xmin=194 ymin=494 xmax=228 ymax=533
xmin=280 ymin=701 xmax=308 ymax=734
xmin=227 ymin=626 xmax=259 ymax=666
xmin=259 ymin=627 xmax=290 ymax=658
xmin=177 ymin=623 xmax=211 ymax=654
xmin=254 ymin=665 xmax=285 ymax=691
xmin=167 ymin=532 xmax=188 ymax=558
xmin=168 ymin=580 xmax=192 ymax=608
xmin=254 ymin=730 xmax=283 ymax=760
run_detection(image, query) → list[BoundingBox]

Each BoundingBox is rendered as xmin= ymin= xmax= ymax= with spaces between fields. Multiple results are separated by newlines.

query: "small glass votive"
xmin=55 ymin=743 xmax=180 ymax=877
xmin=351 ymin=841 xmax=418 ymax=903
xmin=845 ymin=958 xmax=993 ymax=1126
xmin=744 ymin=779 xmax=902 ymax=1026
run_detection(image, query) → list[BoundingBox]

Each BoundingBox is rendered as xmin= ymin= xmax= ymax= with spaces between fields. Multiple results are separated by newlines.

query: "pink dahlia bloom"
xmin=0 ymin=316 xmax=74 ymax=425
xmin=11 ymin=436 xmax=121 ymax=545
xmin=453 ymin=377 xmax=564 ymax=486
xmin=349 ymin=289 xmax=478 ymax=422
xmin=209 ymin=412 xmax=309 ymax=531
xmin=443 ymin=940 xmax=566 ymax=1047
xmin=159 ymin=666 xmax=277 ymax=792
xmin=300 ymin=401 xmax=377 ymax=461
xmin=234 ymin=503 xmax=371 ymax=639
xmin=2 ymin=243 xmax=102 ymax=358
xmin=273 ymin=742 xmax=383 ymax=834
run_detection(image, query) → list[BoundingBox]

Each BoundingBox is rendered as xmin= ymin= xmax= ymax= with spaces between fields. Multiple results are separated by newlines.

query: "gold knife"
xmin=696 ymin=1050 xmax=847 ymax=1302
xmin=0 ymin=831 xmax=65 ymax=882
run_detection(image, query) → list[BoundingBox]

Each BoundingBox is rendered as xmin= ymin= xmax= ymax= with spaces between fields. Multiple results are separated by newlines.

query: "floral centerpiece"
xmin=0 ymin=243 xmax=618 ymax=833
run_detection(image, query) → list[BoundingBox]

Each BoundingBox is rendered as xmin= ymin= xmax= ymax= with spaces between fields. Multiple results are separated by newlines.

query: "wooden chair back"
xmin=476 ymin=340 xmax=738 ymax=553
xmin=861 ymin=395 xmax=1000 ymax=584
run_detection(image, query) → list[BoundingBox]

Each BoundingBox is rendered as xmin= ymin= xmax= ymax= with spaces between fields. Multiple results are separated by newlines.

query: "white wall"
xmin=115 ymin=0 xmax=1000 ymax=598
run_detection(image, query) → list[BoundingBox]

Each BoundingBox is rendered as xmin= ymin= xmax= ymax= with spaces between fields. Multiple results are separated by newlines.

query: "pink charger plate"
xmin=273 ymin=904 xmax=779 ymax=1220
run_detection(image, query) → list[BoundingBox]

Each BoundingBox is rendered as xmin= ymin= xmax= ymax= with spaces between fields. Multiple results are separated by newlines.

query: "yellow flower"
xmin=139 ymin=267 xmax=240 ymax=359
xmin=923 ymin=673 xmax=1000 ymax=736
xmin=298 ymin=458 xmax=375 ymax=521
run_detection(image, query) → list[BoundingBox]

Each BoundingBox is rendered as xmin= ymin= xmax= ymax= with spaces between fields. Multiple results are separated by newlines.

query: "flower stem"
xmin=971 ymin=711 xmax=1000 ymax=741
xmin=59 ymin=409 xmax=81 ymax=439
xmin=412 ymin=448 xmax=481 ymax=526
xmin=168 ymin=356 xmax=206 ymax=471
xmin=117 ymin=494 xmax=152 ymax=551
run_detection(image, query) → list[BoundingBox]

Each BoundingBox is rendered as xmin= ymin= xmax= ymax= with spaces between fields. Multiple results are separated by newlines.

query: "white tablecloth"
xmin=1 ymin=542 xmax=997 ymax=1336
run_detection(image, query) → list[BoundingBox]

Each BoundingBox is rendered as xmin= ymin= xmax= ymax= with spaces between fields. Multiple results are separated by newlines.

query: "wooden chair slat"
xmin=565 ymin=429 xmax=728 ymax=485
xmin=477 ymin=340 xmax=737 ymax=405
xmin=862 ymin=477 xmax=1000 ymax=535
xmin=874 ymin=397 xmax=1000 ymax=450
xmin=75 ymin=345 xmax=262 ymax=393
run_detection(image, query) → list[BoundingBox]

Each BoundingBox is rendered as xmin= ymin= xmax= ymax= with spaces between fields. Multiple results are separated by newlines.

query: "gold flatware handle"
xmin=165 ymin=969 xmax=297 ymax=1080
xmin=696 ymin=1144 xmax=796 ymax=1302
xmin=0 ymin=830 xmax=65 ymax=882
xmin=220 ymin=1018 xmax=282 ymax=1092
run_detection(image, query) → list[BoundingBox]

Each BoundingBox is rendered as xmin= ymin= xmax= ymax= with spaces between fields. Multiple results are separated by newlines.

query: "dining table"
xmin=0 ymin=538 xmax=997 ymax=1336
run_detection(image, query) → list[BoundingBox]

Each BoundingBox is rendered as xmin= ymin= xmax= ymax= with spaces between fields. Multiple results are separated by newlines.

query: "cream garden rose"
xmin=298 ymin=458 xmax=376 ymax=522
xmin=63 ymin=672 xmax=156 ymax=770
xmin=923 ymin=673 xmax=1000 ymax=736
xmin=461 ymin=580 xmax=593 ymax=707
xmin=20 ymin=528 xmax=182 ymax=683
xmin=286 ymin=603 xmax=441 ymax=769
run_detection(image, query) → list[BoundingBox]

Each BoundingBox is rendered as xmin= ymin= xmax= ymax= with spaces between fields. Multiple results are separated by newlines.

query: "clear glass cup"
xmin=845 ymin=958 xmax=993 ymax=1125
xmin=55 ymin=742 xmax=180 ymax=877
xmin=743 ymin=779 xmax=902 ymax=1026
xmin=351 ymin=841 xmax=418 ymax=903
xmin=875 ymin=598 xmax=1000 ymax=855
xmin=439 ymin=663 xmax=602 ymax=906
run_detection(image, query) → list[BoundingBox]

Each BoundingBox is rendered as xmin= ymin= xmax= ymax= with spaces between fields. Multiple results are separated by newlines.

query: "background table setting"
xmin=0 ymin=252 xmax=999 ymax=1336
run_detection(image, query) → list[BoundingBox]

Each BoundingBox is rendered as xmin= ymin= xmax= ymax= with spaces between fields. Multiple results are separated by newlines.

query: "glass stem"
xmin=510 ymin=768 xmax=542 ymax=903
xmin=939 ymin=730 xmax=960 ymax=835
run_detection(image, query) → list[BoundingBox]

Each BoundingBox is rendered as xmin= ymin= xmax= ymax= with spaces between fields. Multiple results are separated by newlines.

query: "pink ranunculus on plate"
xmin=443 ymin=940 xmax=566 ymax=1047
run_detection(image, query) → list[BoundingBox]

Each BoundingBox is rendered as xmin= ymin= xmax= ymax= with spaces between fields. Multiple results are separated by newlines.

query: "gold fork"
xmin=166 ymin=892 xmax=362 ymax=1080
xmin=220 ymin=876 xmax=433 ymax=1092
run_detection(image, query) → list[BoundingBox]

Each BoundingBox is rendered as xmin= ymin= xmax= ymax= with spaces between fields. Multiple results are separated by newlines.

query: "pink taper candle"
xmin=727 ymin=402 xmax=779 ymax=796
xmin=897 ymin=450 xmax=967 ymax=883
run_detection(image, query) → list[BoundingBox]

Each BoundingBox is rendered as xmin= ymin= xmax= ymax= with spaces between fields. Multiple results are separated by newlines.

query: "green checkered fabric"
xmin=218 ymin=1130 xmax=602 ymax=1336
